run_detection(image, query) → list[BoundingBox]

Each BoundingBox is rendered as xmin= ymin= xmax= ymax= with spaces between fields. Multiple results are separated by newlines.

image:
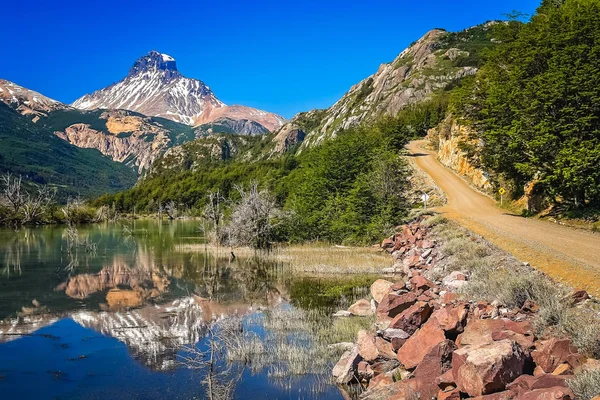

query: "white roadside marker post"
xmin=421 ymin=192 xmax=430 ymax=211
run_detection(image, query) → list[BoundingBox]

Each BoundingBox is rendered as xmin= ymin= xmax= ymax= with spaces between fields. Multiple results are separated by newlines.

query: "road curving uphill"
xmin=407 ymin=140 xmax=600 ymax=296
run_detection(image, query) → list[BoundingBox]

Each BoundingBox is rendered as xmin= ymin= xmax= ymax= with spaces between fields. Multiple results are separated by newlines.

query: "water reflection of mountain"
xmin=0 ymin=222 xmax=292 ymax=371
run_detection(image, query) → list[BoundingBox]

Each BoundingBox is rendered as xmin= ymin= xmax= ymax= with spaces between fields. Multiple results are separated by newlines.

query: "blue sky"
xmin=2 ymin=0 xmax=539 ymax=118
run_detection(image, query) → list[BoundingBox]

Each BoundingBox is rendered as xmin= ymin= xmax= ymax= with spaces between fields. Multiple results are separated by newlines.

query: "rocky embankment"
xmin=332 ymin=218 xmax=598 ymax=399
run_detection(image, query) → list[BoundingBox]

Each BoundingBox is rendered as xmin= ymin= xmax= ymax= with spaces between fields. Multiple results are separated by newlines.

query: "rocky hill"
xmin=0 ymin=102 xmax=137 ymax=198
xmin=0 ymin=79 xmax=68 ymax=121
xmin=72 ymin=51 xmax=286 ymax=132
xmin=272 ymin=25 xmax=494 ymax=152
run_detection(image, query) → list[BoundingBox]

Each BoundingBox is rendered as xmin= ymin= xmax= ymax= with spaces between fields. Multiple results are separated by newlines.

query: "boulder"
xmin=552 ymin=363 xmax=571 ymax=376
xmin=472 ymin=391 xmax=516 ymax=400
xmin=375 ymin=337 xmax=397 ymax=360
xmin=381 ymin=328 xmax=411 ymax=342
xmin=570 ymin=289 xmax=590 ymax=304
xmin=452 ymin=339 xmax=527 ymax=396
xmin=376 ymin=292 xmax=418 ymax=320
xmin=358 ymin=361 xmax=375 ymax=381
xmin=359 ymin=379 xmax=419 ymax=400
xmin=357 ymin=330 xmax=379 ymax=362
xmin=370 ymin=279 xmax=395 ymax=303
xmin=517 ymin=387 xmax=574 ymax=400
xmin=348 ymin=299 xmax=374 ymax=316
xmin=333 ymin=345 xmax=362 ymax=384
xmin=413 ymin=340 xmax=457 ymax=399
xmin=409 ymin=275 xmax=436 ymax=291
xmin=397 ymin=316 xmax=446 ymax=369
xmin=458 ymin=318 xmax=533 ymax=347
xmin=436 ymin=369 xmax=456 ymax=391
xmin=368 ymin=373 xmax=394 ymax=390
xmin=388 ymin=301 xmax=433 ymax=334
xmin=438 ymin=388 xmax=462 ymax=400
xmin=532 ymin=338 xmax=581 ymax=373
xmin=382 ymin=238 xmax=395 ymax=250
xmin=443 ymin=271 xmax=469 ymax=290
xmin=434 ymin=304 xmax=469 ymax=336
xmin=506 ymin=374 xmax=567 ymax=395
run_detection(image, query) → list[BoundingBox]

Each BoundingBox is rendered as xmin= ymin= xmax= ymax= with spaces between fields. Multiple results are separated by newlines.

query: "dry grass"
xmin=176 ymin=243 xmax=392 ymax=274
xmin=568 ymin=368 xmax=600 ymax=400
xmin=425 ymin=216 xmax=600 ymax=357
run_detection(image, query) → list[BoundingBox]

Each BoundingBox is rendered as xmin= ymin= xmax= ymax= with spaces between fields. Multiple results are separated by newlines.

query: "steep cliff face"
xmin=47 ymin=109 xmax=195 ymax=173
xmin=284 ymin=26 xmax=492 ymax=150
xmin=427 ymin=115 xmax=492 ymax=191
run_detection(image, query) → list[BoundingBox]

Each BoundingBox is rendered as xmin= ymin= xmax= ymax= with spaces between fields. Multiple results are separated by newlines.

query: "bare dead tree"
xmin=62 ymin=197 xmax=85 ymax=225
xmin=21 ymin=185 xmax=55 ymax=224
xmin=1 ymin=173 xmax=25 ymax=214
xmin=165 ymin=201 xmax=178 ymax=219
xmin=202 ymin=190 xmax=225 ymax=244
xmin=226 ymin=182 xmax=282 ymax=250
xmin=1 ymin=173 xmax=55 ymax=225
xmin=178 ymin=319 xmax=245 ymax=400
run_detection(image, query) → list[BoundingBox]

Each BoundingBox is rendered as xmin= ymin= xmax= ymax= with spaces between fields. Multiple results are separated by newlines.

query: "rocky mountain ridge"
xmin=271 ymin=25 xmax=493 ymax=152
xmin=0 ymin=79 xmax=68 ymax=121
xmin=72 ymin=51 xmax=285 ymax=132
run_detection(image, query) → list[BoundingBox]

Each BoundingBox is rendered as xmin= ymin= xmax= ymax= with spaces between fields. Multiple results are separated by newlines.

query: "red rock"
xmin=521 ymin=300 xmax=540 ymax=313
xmin=410 ymin=275 xmax=436 ymax=291
xmin=408 ymin=254 xmax=421 ymax=267
xmin=382 ymin=238 xmax=395 ymax=250
xmin=357 ymin=361 xmax=374 ymax=381
xmin=532 ymin=338 xmax=580 ymax=373
xmin=438 ymin=388 xmax=461 ymax=400
xmin=570 ymin=289 xmax=590 ymax=304
xmin=391 ymin=337 xmax=408 ymax=351
xmin=357 ymin=330 xmax=379 ymax=362
xmin=552 ymin=363 xmax=572 ymax=376
xmin=507 ymin=374 xmax=567 ymax=395
xmin=435 ymin=369 xmax=456 ymax=391
xmin=362 ymin=379 xmax=418 ymax=400
xmin=388 ymin=301 xmax=433 ymax=334
xmin=472 ymin=391 xmax=516 ymax=400
xmin=491 ymin=330 xmax=535 ymax=351
xmin=376 ymin=292 xmax=418 ymax=320
xmin=375 ymin=337 xmax=397 ymax=360
xmin=368 ymin=372 xmax=393 ymax=390
xmin=453 ymin=339 xmax=527 ymax=396
xmin=434 ymin=304 xmax=469 ymax=336
xmin=370 ymin=279 xmax=394 ymax=303
xmin=413 ymin=340 xmax=457 ymax=399
xmin=397 ymin=316 xmax=446 ymax=369
xmin=348 ymin=299 xmax=373 ymax=316
xmin=458 ymin=318 xmax=533 ymax=347
xmin=517 ymin=387 xmax=574 ymax=400
xmin=442 ymin=292 xmax=458 ymax=304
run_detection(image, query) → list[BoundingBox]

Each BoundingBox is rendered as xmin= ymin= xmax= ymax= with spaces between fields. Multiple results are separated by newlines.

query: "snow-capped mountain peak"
xmin=72 ymin=51 xmax=285 ymax=130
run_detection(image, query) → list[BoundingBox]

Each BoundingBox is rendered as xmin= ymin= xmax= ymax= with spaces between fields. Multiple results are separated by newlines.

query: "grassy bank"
xmin=424 ymin=215 xmax=600 ymax=359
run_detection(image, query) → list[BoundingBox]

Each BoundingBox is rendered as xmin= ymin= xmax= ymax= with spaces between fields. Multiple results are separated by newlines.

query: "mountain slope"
xmin=272 ymin=25 xmax=494 ymax=151
xmin=72 ymin=51 xmax=285 ymax=132
xmin=0 ymin=79 xmax=68 ymax=121
xmin=0 ymin=102 xmax=137 ymax=198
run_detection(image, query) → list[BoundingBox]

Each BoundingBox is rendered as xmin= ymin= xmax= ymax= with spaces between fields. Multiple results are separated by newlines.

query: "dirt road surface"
xmin=407 ymin=140 xmax=600 ymax=296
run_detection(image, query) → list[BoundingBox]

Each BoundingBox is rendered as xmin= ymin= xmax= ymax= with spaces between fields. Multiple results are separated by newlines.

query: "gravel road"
xmin=407 ymin=140 xmax=600 ymax=296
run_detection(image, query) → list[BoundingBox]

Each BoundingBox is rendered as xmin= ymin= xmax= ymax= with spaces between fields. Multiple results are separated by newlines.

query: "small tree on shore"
xmin=202 ymin=190 xmax=225 ymax=244
xmin=1 ymin=173 xmax=55 ymax=225
xmin=226 ymin=183 xmax=281 ymax=250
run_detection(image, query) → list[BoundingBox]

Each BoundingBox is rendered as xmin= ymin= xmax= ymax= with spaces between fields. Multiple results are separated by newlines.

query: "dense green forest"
xmin=93 ymin=100 xmax=448 ymax=244
xmin=452 ymin=0 xmax=600 ymax=209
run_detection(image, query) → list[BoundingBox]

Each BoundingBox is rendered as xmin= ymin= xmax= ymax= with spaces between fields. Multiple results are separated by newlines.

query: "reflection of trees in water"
xmin=1 ymin=229 xmax=50 ymax=277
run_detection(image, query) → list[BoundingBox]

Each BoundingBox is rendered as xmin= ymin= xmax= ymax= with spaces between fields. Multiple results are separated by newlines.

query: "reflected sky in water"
xmin=0 ymin=221 xmax=368 ymax=399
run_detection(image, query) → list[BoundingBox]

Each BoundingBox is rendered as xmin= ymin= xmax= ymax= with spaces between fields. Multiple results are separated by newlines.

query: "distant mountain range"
xmin=0 ymin=26 xmax=492 ymax=197
xmin=0 ymin=51 xmax=287 ymax=194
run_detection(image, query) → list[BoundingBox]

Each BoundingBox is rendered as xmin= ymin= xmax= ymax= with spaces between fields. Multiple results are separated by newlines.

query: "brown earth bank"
xmin=332 ymin=217 xmax=600 ymax=400
xmin=406 ymin=140 xmax=600 ymax=297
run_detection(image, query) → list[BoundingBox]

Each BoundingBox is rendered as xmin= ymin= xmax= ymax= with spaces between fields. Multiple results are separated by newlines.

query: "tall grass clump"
xmin=568 ymin=368 xmax=600 ymax=400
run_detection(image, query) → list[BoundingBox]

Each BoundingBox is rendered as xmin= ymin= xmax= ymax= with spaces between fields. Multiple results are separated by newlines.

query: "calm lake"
xmin=0 ymin=221 xmax=375 ymax=400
